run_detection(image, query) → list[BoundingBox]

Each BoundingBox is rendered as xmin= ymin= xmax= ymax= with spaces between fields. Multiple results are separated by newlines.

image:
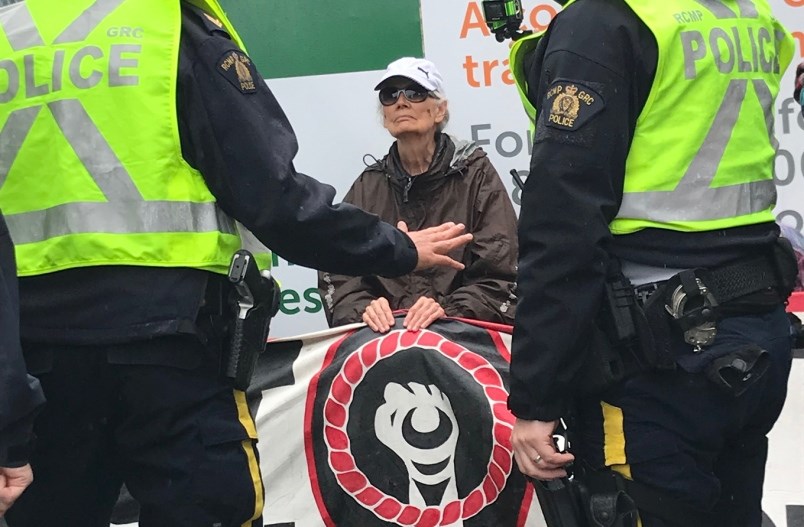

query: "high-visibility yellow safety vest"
xmin=0 ymin=0 xmax=260 ymax=276
xmin=510 ymin=0 xmax=793 ymax=234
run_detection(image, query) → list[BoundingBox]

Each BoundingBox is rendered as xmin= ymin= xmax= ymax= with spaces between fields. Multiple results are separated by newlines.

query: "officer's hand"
xmin=400 ymin=221 xmax=472 ymax=271
xmin=403 ymin=296 xmax=445 ymax=331
xmin=363 ymin=297 xmax=395 ymax=333
xmin=0 ymin=464 xmax=33 ymax=516
xmin=512 ymin=418 xmax=575 ymax=481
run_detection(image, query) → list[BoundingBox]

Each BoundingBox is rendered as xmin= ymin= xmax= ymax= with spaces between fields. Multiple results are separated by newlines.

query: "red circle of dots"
xmin=323 ymin=329 xmax=515 ymax=522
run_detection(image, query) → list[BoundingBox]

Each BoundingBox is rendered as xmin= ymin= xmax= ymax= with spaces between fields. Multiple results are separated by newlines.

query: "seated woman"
xmin=318 ymin=57 xmax=519 ymax=332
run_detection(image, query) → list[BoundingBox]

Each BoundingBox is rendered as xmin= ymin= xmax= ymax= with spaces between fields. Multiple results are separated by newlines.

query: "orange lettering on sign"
xmin=463 ymin=55 xmax=481 ymax=87
xmin=460 ymin=2 xmax=490 ymax=38
xmin=793 ymin=31 xmax=804 ymax=57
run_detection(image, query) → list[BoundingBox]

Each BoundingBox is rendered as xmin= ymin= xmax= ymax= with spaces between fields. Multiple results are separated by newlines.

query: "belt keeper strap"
xmin=698 ymin=256 xmax=777 ymax=304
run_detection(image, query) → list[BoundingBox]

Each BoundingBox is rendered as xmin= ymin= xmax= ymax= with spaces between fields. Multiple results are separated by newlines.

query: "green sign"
xmin=219 ymin=0 xmax=424 ymax=79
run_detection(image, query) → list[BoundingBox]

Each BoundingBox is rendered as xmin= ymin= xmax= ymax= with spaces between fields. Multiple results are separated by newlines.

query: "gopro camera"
xmin=481 ymin=0 xmax=529 ymax=42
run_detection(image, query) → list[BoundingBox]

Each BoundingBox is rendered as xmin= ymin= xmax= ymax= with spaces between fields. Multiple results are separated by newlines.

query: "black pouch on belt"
xmin=575 ymin=262 xmax=667 ymax=395
xmin=704 ymin=344 xmax=769 ymax=397
xmin=639 ymin=284 xmax=679 ymax=370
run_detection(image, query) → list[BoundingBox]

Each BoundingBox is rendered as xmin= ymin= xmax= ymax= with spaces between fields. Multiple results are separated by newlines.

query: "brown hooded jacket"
xmin=318 ymin=134 xmax=519 ymax=327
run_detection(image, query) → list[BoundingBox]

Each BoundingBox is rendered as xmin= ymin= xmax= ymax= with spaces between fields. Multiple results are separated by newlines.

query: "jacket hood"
xmin=449 ymin=137 xmax=481 ymax=168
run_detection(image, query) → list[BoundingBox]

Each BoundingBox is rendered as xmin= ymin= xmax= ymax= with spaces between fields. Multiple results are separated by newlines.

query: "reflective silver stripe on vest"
xmin=0 ymin=106 xmax=40 ymax=188
xmin=7 ymin=200 xmax=236 ymax=245
xmin=695 ymin=0 xmax=758 ymax=19
xmin=0 ymin=2 xmax=44 ymax=51
xmin=48 ymin=99 xmax=144 ymax=200
xmin=0 ymin=0 xmax=237 ymax=243
xmin=54 ymin=0 xmax=126 ymax=44
xmin=618 ymin=78 xmax=776 ymax=222
xmin=752 ymin=78 xmax=776 ymax=149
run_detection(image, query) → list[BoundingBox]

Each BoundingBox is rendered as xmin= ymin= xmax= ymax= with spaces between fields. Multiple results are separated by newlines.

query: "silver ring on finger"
xmin=533 ymin=454 xmax=543 ymax=464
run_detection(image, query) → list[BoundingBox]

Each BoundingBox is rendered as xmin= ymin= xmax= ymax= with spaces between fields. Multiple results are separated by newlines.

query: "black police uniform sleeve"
xmin=0 ymin=214 xmax=45 ymax=467
xmin=176 ymin=6 xmax=417 ymax=277
xmin=508 ymin=0 xmax=656 ymax=421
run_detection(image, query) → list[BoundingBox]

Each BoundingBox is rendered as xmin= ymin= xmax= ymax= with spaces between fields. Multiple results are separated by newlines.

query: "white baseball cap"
xmin=374 ymin=57 xmax=445 ymax=94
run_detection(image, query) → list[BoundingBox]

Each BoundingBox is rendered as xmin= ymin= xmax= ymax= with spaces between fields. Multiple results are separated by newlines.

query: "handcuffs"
xmin=664 ymin=277 xmax=719 ymax=352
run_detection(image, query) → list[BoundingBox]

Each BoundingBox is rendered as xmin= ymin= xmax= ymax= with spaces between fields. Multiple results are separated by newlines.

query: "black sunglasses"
xmin=378 ymin=86 xmax=434 ymax=106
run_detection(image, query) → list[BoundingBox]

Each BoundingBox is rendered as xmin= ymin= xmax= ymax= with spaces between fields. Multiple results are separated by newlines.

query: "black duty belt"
xmin=633 ymin=254 xmax=782 ymax=307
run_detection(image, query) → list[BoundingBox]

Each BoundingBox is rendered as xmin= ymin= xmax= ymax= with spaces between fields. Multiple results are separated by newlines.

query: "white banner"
xmin=253 ymin=318 xmax=543 ymax=527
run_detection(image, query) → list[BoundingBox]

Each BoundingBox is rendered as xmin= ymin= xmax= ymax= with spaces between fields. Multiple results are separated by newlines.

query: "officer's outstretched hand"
xmin=0 ymin=464 xmax=33 ymax=516
xmin=512 ymin=418 xmax=575 ymax=481
xmin=399 ymin=221 xmax=472 ymax=271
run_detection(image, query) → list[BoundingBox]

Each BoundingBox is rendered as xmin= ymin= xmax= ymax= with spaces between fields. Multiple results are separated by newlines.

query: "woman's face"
xmin=379 ymin=78 xmax=447 ymax=140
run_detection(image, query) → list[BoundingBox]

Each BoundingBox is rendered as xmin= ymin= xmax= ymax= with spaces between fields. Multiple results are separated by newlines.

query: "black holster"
xmin=704 ymin=343 xmax=769 ymax=397
xmin=575 ymin=464 xmax=713 ymax=527
xmin=533 ymin=477 xmax=589 ymax=527
xmin=532 ymin=469 xmax=638 ymax=527
xmin=532 ymin=463 xmax=717 ymax=527
xmin=579 ymin=485 xmax=638 ymax=527
xmin=225 ymin=293 xmax=278 ymax=390
xmin=576 ymin=469 xmax=640 ymax=527
xmin=576 ymin=262 xmax=667 ymax=396
xmin=223 ymin=251 xmax=281 ymax=391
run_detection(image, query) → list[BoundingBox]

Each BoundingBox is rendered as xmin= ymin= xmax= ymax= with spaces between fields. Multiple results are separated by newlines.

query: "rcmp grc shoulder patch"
xmin=544 ymin=81 xmax=604 ymax=131
xmin=218 ymin=50 xmax=257 ymax=94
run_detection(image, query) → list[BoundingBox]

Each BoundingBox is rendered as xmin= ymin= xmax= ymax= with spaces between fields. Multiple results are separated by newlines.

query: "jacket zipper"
xmin=402 ymin=176 xmax=414 ymax=203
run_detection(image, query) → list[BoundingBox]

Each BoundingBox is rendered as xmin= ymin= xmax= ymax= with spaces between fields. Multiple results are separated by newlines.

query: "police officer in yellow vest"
xmin=502 ymin=0 xmax=798 ymax=525
xmin=0 ymin=0 xmax=472 ymax=525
